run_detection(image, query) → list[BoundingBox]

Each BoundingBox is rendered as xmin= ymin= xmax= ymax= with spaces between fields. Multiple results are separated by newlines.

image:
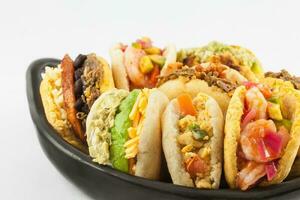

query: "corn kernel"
xmin=181 ymin=144 xmax=193 ymax=153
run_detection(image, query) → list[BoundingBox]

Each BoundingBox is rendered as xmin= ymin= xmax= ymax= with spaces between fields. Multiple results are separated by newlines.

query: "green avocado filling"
xmin=109 ymin=90 xmax=140 ymax=173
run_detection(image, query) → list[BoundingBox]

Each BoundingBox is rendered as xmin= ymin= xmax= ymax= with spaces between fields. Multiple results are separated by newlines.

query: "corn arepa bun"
xmin=158 ymin=78 xmax=230 ymax=115
xmin=39 ymin=66 xmax=87 ymax=152
xmin=86 ymin=88 xmax=169 ymax=180
xmin=162 ymin=92 xmax=224 ymax=188
xmin=97 ymin=56 xmax=115 ymax=93
xmin=224 ymin=85 xmax=300 ymax=188
xmin=135 ymin=89 xmax=169 ymax=179
xmin=110 ymin=43 xmax=177 ymax=90
xmin=110 ymin=44 xmax=130 ymax=90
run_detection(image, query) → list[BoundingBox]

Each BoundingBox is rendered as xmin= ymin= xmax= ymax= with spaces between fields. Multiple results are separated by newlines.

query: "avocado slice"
xmin=110 ymin=90 xmax=140 ymax=172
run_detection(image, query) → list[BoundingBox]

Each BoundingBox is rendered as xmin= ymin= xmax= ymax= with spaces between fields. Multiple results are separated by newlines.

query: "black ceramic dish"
xmin=27 ymin=58 xmax=300 ymax=200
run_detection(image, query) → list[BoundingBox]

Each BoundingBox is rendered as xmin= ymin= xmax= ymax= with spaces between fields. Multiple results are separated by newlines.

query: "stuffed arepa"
xmin=224 ymin=82 xmax=300 ymax=190
xmin=162 ymin=92 xmax=224 ymax=189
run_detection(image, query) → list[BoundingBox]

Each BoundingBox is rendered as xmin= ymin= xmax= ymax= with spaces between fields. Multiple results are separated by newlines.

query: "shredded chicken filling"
xmin=177 ymin=95 xmax=213 ymax=188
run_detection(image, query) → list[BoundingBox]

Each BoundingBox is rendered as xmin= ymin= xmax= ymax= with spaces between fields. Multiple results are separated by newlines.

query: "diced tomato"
xmin=185 ymin=156 xmax=208 ymax=178
xmin=241 ymin=109 xmax=257 ymax=129
xmin=265 ymin=161 xmax=277 ymax=181
xmin=147 ymin=65 xmax=160 ymax=88
xmin=243 ymin=81 xmax=257 ymax=90
xmin=177 ymin=93 xmax=197 ymax=116
xmin=257 ymin=84 xmax=272 ymax=99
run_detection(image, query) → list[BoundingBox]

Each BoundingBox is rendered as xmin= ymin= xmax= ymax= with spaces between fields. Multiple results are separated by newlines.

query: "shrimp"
xmin=240 ymin=119 xmax=277 ymax=162
xmin=124 ymin=46 xmax=146 ymax=87
xmin=236 ymin=161 xmax=266 ymax=190
xmin=245 ymin=87 xmax=268 ymax=119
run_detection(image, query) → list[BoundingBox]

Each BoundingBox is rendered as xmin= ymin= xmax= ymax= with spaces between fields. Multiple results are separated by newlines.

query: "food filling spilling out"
xmin=177 ymin=41 xmax=263 ymax=75
xmin=74 ymin=54 xmax=104 ymax=129
xmin=236 ymin=82 xmax=291 ymax=190
xmin=124 ymin=88 xmax=149 ymax=174
xmin=265 ymin=69 xmax=300 ymax=90
xmin=121 ymin=37 xmax=166 ymax=89
xmin=157 ymin=63 xmax=239 ymax=94
xmin=176 ymin=93 xmax=213 ymax=189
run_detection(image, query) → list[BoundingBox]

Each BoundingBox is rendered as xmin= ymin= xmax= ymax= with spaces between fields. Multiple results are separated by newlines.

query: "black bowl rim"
xmin=26 ymin=58 xmax=300 ymax=199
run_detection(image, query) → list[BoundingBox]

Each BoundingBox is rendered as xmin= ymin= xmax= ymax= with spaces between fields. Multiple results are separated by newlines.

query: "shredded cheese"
xmin=124 ymin=89 xmax=149 ymax=160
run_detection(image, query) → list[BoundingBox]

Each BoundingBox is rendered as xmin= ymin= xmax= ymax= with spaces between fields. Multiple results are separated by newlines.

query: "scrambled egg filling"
xmin=88 ymin=90 xmax=128 ymax=165
xmin=42 ymin=66 xmax=70 ymax=132
xmin=124 ymin=89 xmax=150 ymax=174
xmin=177 ymin=94 xmax=213 ymax=188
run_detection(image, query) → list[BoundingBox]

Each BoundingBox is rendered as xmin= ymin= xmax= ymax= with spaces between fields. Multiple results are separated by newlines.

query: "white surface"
xmin=1 ymin=0 xmax=300 ymax=199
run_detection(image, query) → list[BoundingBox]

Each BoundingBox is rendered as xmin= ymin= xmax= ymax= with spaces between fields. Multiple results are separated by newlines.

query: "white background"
xmin=1 ymin=0 xmax=300 ymax=199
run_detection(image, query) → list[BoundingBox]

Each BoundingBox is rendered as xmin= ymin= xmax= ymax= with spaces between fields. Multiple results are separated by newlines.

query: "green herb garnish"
xmin=268 ymin=96 xmax=280 ymax=104
xmin=188 ymin=124 xmax=207 ymax=140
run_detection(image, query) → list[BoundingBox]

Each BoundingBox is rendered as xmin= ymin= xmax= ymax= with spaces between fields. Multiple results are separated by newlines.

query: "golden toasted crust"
xmin=162 ymin=92 xmax=224 ymax=188
xmin=224 ymin=86 xmax=246 ymax=188
xmin=260 ymin=83 xmax=300 ymax=186
xmin=97 ymin=56 xmax=115 ymax=93
xmin=135 ymin=89 xmax=169 ymax=180
xmin=224 ymin=83 xmax=300 ymax=188
xmin=39 ymin=71 xmax=87 ymax=153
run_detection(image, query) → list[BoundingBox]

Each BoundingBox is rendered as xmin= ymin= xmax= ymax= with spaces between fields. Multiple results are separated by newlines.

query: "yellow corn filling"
xmin=124 ymin=89 xmax=150 ymax=171
xmin=177 ymin=94 xmax=213 ymax=188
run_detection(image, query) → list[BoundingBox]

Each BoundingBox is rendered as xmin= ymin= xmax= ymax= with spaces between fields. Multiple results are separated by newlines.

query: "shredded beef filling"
xmin=182 ymin=53 xmax=241 ymax=72
xmin=265 ymin=70 xmax=300 ymax=90
xmin=157 ymin=65 xmax=237 ymax=93
xmin=73 ymin=54 xmax=103 ymax=130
